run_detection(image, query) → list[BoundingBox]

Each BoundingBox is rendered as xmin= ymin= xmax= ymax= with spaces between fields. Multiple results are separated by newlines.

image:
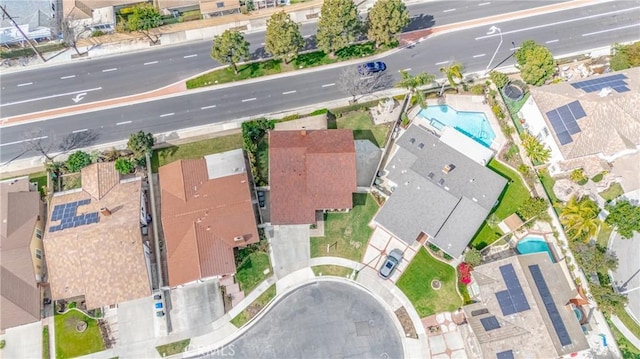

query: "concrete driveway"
xmin=269 ymin=225 xmax=310 ymax=278
xmin=205 ymin=281 xmax=403 ymax=359
xmin=610 ymin=232 xmax=640 ymax=322
xmin=0 ymin=321 xmax=41 ymax=359
xmin=168 ymin=279 xmax=225 ymax=337
xmin=362 ymin=227 xmax=420 ymax=282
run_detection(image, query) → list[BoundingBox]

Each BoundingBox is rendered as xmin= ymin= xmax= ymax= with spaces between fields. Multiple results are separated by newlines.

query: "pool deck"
xmin=408 ymin=94 xmax=508 ymax=153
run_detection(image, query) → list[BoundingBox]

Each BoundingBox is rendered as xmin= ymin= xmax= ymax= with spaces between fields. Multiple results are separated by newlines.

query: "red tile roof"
xmin=159 ymin=158 xmax=259 ymax=287
xmin=269 ymin=130 xmax=357 ymax=224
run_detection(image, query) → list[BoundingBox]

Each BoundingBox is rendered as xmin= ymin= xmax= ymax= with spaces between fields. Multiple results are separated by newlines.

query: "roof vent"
xmin=100 ymin=208 xmax=111 ymax=216
xmin=418 ymin=143 xmax=424 ymax=149
xmin=409 ymin=138 xmax=416 ymax=144
xmin=234 ymin=236 xmax=245 ymax=242
xmin=427 ymin=172 xmax=434 ymax=179
xmin=301 ymin=130 xmax=307 ymax=136
xmin=442 ymin=164 xmax=456 ymax=174
xmin=438 ymin=178 xmax=445 ymax=186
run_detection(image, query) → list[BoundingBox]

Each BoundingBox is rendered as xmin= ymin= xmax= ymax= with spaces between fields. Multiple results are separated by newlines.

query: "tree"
xmin=439 ymin=62 xmax=464 ymax=88
xmin=520 ymin=132 xmax=551 ymax=163
xmin=211 ymin=30 xmax=250 ymax=74
xmin=65 ymin=151 xmax=92 ymax=173
xmin=264 ymin=11 xmax=304 ymax=63
xmin=514 ymin=40 xmax=555 ymax=86
xmin=489 ymin=71 xmax=509 ymax=88
xmin=464 ymin=248 xmax=482 ymax=267
xmin=559 ymin=196 xmax=601 ymax=242
xmin=569 ymin=168 xmax=587 ymax=184
xmin=610 ymin=41 xmax=640 ymax=71
xmin=127 ymin=131 xmax=155 ymax=160
xmin=61 ymin=14 xmax=89 ymax=55
xmin=605 ymin=200 xmax=640 ymax=239
xmin=589 ymin=283 xmax=628 ymax=315
xmin=115 ymin=157 xmax=136 ymax=174
xmin=570 ymin=241 xmax=618 ymax=275
xmin=366 ymin=0 xmax=409 ymax=48
xmin=395 ymin=70 xmax=435 ymax=108
xmin=316 ymin=0 xmax=361 ymax=56
xmin=338 ymin=66 xmax=393 ymax=103
xmin=517 ymin=197 xmax=550 ymax=222
xmin=125 ymin=3 xmax=162 ymax=44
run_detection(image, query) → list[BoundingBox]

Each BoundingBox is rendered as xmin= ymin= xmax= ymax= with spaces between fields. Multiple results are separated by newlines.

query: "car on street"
xmin=379 ymin=249 xmax=403 ymax=279
xmin=358 ymin=61 xmax=387 ymax=75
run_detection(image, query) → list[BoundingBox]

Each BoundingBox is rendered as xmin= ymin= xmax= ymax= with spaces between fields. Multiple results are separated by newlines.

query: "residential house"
xmin=44 ymin=163 xmax=152 ymax=309
xmin=373 ymin=125 xmax=506 ymax=258
xmin=0 ymin=177 xmax=45 ymax=332
xmin=462 ymin=252 xmax=590 ymax=358
xmin=156 ymin=0 xmax=240 ymax=18
xmin=63 ymin=0 xmax=149 ymax=28
xmin=0 ymin=0 xmax=53 ymax=46
xmin=269 ymin=129 xmax=357 ymax=225
xmin=159 ymin=149 xmax=259 ymax=287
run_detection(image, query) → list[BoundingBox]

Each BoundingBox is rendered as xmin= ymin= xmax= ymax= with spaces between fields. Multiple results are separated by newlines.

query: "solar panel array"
xmin=546 ymin=100 xmax=587 ymax=145
xmin=49 ymin=199 xmax=99 ymax=232
xmin=480 ymin=316 xmax=501 ymax=331
xmin=496 ymin=350 xmax=515 ymax=359
xmin=571 ymin=73 xmax=630 ymax=93
xmin=495 ymin=264 xmax=530 ymax=316
xmin=529 ymin=264 xmax=572 ymax=347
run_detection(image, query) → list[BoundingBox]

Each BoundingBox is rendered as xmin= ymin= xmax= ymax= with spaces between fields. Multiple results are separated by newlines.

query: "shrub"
xmin=115 ymin=157 xmax=136 ymax=174
xmin=335 ymin=42 xmax=376 ymax=60
xmin=0 ymin=339 xmax=5 ymax=349
xmin=591 ymin=172 xmax=606 ymax=183
xmin=491 ymin=105 xmax=505 ymax=120
xmin=470 ymin=84 xmax=485 ymax=95
xmin=489 ymin=71 xmax=510 ymax=88
xmin=309 ymin=108 xmax=328 ymax=116
xmin=458 ymin=263 xmax=472 ymax=284
xmin=65 ymin=151 xmax=92 ymax=173
xmin=443 ymin=253 xmax=453 ymax=260
xmin=517 ymin=197 xmax=550 ymax=222
xmin=504 ymin=143 xmax=519 ymax=161
xmin=401 ymin=112 xmax=410 ymax=127
xmin=570 ymin=168 xmax=587 ymax=185
xmin=91 ymin=30 xmax=105 ymax=37
xmin=280 ymin=113 xmax=300 ymax=122
xmin=428 ymin=243 xmax=440 ymax=253
xmin=464 ymin=248 xmax=482 ymax=266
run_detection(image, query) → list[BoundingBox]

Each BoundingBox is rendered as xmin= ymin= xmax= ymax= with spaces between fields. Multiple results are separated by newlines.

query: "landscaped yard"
xmin=256 ymin=137 xmax=269 ymax=185
xmin=230 ymin=285 xmax=277 ymax=328
xmin=0 ymin=171 xmax=48 ymax=197
xmin=504 ymin=92 xmax=530 ymax=135
xmin=156 ymin=339 xmax=191 ymax=357
xmin=397 ymin=248 xmax=462 ymax=317
xmin=312 ymin=265 xmax=354 ymax=278
xmin=597 ymin=222 xmax=613 ymax=248
xmin=54 ymin=310 xmax=104 ymax=359
xmin=599 ymin=182 xmax=624 ymax=202
xmin=150 ymin=133 xmax=243 ymax=172
xmin=335 ymin=111 xmax=391 ymax=148
xmin=310 ymin=193 xmax=379 ymax=261
xmin=43 ymin=325 xmax=50 ymax=359
xmin=235 ymin=252 xmax=272 ymax=294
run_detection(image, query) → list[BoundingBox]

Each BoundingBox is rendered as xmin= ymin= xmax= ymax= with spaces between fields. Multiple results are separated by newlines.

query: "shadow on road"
xmin=404 ymin=14 xmax=435 ymax=33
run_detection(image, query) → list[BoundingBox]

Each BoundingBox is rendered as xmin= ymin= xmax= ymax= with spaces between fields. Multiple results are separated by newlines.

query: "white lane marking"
xmin=399 ymin=68 xmax=412 ymax=72
xmin=0 ymin=136 xmax=48 ymax=147
xmin=321 ymin=83 xmax=335 ymax=87
xmin=582 ymin=23 xmax=640 ymax=37
xmin=72 ymin=129 xmax=88 ymax=133
xmin=510 ymin=47 xmax=521 ymax=51
xmin=303 ymin=35 xmax=312 ymax=38
xmin=0 ymin=87 xmax=102 ymax=107
xmin=144 ymin=61 xmax=159 ymax=65
xmin=475 ymin=7 xmax=640 ymax=40
xmin=183 ymin=54 xmax=197 ymax=58
xmin=478 ymin=2 xmax=491 ymax=6
xmin=116 ymin=121 xmax=132 ymax=125
xmin=60 ymin=75 xmax=76 ymax=79
xmin=282 ymin=90 xmax=296 ymax=95
xmin=17 ymin=82 xmax=33 ymax=87
xmin=160 ymin=113 xmax=175 ymax=117
xmin=546 ymin=39 xmax=559 ymax=44
xmin=242 ymin=98 xmax=257 ymax=102
xmin=435 ymin=61 xmax=449 ymax=65
xmin=201 ymin=105 xmax=217 ymax=110
xmin=443 ymin=8 xmax=456 ymax=13
xmin=260 ymin=42 xmax=265 ymax=46
xmin=102 ymin=68 xmax=118 ymax=72
xmin=473 ymin=53 xmax=486 ymax=58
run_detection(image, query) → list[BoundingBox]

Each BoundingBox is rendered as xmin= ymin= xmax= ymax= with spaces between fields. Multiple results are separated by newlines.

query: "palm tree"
xmin=439 ymin=62 xmax=464 ymax=88
xmin=521 ymin=133 xmax=551 ymax=164
xmin=559 ymin=196 xmax=601 ymax=242
xmin=395 ymin=70 xmax=435 ymax=108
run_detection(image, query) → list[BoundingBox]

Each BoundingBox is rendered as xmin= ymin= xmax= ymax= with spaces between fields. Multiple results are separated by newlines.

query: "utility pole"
xmin=0 ymin=5 xmax=47 ymax=62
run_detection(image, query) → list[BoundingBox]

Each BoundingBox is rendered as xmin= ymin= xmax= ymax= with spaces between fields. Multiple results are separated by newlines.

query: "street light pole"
xmin=485 ymin=26 xmax=503 ymax=74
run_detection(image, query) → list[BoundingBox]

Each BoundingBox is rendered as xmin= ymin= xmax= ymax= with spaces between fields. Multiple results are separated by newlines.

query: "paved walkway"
xmin=611 ymin=315 xmax=640 ymax=350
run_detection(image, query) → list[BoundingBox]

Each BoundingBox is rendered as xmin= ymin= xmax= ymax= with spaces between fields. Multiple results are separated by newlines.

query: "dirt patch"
xmin=395 ymin=307 xmax=417 ymax=339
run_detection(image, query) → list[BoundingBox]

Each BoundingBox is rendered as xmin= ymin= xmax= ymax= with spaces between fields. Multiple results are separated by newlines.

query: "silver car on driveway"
xmin=379 ymin=249 xmax=403 ymax=279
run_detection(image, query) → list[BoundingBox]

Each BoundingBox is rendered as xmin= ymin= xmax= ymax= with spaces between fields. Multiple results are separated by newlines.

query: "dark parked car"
xmin=358 ymin=61 xmax=387 ymax=75
xmin=257 ymin=190 xmax=266 ymax=208
xmin=156 ymin=311 xmax=165 ymax=317
xmin=379 ymin=249 xmax=403 ymax=279
xmin=153 ymin=294 xmax=162 ymax=300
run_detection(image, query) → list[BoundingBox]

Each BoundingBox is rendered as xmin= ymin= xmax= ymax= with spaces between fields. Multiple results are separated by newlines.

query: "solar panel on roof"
xmin=572 ymin=74 xmax=629 ymax=93
xmin=496 ymin=291 xmax=516 ymax=316
xmin=499 ymin=264 xmax=530 ymax=313
xmin=568 ymin=101 xmax=586 ymax=120
xmin=496 ymin=350 xmax=515 ymax=359
xmin=480 ymin=316 xmax=501 ymax=331
xmin=529 ymin=265 xmax=572 ymax=347
xmin=615 ymin=86 xmax=630 ymax=93
xmin=565 ymin=121 xmax=581 ymax=135
xmin=557 ymin=132 xmax=573 ymax=145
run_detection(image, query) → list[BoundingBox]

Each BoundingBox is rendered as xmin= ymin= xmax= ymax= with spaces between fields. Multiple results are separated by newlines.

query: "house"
xmin=520 ymin=67 xmax=640 ymax=177
xmin=373 ymin=125 xmax=506 ymax=258
xmin=0 ymin=0 xmax=53 ymax=46
xmin=159 ymin=149 xmax=259 ymax=287
xmin=43 ymin=163 xmax=152 ymax=309
xmin=157 ymin=0 xmax=240 ymax=18
xmin=269 ymin=129 xmax=357 ymax=225
xmin=462 ymin=253 xmax=590 ymax=358
xmin=0 ymin=177 xmax=45 ymax=332
xmin=62 ymin=0 xmax=148 ymax=28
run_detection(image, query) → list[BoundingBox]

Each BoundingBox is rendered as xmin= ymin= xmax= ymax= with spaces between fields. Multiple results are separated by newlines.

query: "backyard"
xmin=310 ymin=193 xmax=379 ymax=261
xmin=54 ymin=310 xmax=104 ymax=359
xmin=230 ymin=285 xmax=277 ymax=328
xmin=235 ymin=252 xmax=272 ymax=294
xmin=333 ymin=111 xmax=392 ymax=148
xmin=397 ymin=248 xmax=462 ymax=317
xmin=599 ymin=182 xmax=624 ymax=202
xmin=150 ymin=133 xmax=243 ymax=172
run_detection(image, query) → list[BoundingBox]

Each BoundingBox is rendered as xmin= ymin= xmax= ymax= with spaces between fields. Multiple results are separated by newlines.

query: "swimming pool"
xmin=516 ymin=235 xmax=556 ymax=263
xmin=417 ymin=105 xmax=496 ymax=148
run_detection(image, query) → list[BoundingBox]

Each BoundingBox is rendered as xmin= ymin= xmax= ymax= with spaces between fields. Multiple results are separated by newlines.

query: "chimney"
xmin=100 ymin=207 xmax=111 ymax=216
xmin=300 ymin=130 xmax=306 ymax=136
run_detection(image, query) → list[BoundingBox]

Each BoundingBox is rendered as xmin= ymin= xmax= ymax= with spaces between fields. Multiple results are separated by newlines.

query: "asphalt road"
xmin=1 ymin=2 xmax=639 ymax=163
xmin=199 ymin=281 xmax=403 ymax=359
xmin=0 ymin=0 xmax=567 ymax=117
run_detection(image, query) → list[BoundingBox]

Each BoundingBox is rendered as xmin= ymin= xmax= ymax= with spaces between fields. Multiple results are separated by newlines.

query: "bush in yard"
xmin=517 ymin=197 xmax=550 ymax=222
xmin=115 ymin=157 xmax=136 ymax=174
xmin=464 ymin=248 xmax=482 ymax=266
xmin=610 ymin=41 xmax=640 ymax=71
xmin=0 ymin=339 xmax=5 ymax=349
xmin=514 ymin=40 xmax=556 ymax=86
xmin=127 ymin=131 xmax=155 ymax=160
xmin=489 ymin=71 xmax=509 ymax=88
xmin=521 ymin=132 xmax=551 ymax=163
xmin=65 ymin=151 xmax=92 ymax=173
xmin=570 ymin=168 xmax=588 ymax=185
xmin=605 ymin=200 xmax=640 ymax=239
xmin=458 ymin=263 xmax=472 ymax=285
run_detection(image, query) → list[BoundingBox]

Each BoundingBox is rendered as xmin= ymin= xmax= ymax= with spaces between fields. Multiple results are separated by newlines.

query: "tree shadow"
xmin=58 ymin=130 xmax=100 ymax=153
xmin=353 ymin=193 xmax=368 ymax=207
xmin=249 ymin=46 xmax=269 ymax=61
xmin=403 ymin=14 xmax=435 ymax=33
xmin=302 ymin=35 xmax=317 ymax=51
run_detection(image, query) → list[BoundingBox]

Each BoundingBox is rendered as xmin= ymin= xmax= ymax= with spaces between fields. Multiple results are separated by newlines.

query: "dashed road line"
xmin=321 ymin=83 xmax=335 ymax=88
xmin=478 ymin=2 xmax=491 ymax=6
xmin=72 ymin=129 xmax=88 ymax=133
xmin=282 ymin=90 xmax=297 ymax=95
xmin=545 ymin=39 xmax=559 ymax=44
xmin=435 ymin=61 xmax=449 ymax=65
xmin=0 ymin=87 xmax=102 ymax=107
xmin=116 ymin=121 xmax=132 ymax=125
xmin=102 ymin=68 xmax=118 ymax=72
xmin=160 ymin=112 xmax=175 ymax=117
xmin=443 ymin=8 xmax=456 ymax=13
xmin=242 ymin=98 xmax=257 ymax=102
xmin=183 ymin=54 xmax=198 ymax=58
xmin=144 ymin=61 xmax=159 ymax=65
xmin=60 ymin=75 xmax=76 ymax=79
xmin=17 ymin=82 xmax=33 ymax=87
xmin=0 ymin=136 xmax=47 ymax=147
xmin=201 ymin=105 xmax=217 ymax=110
xmin=473 ymin=53 xmax=486 ymax=58
xmin=399 ymin=68 xmax=412 ymax=72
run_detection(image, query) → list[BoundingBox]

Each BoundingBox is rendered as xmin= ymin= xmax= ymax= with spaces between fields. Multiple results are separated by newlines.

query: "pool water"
xmin=418 ymin=105 xmax=496 ymax=148
xmin=516 ymin=236 xmax=556 ymax=263
xmin=574 ymin=308 xmax=583 ymax=322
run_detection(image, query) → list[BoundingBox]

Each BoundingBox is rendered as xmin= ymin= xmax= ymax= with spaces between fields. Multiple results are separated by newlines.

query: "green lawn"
xmin=471 ymin=222 xmax=504 ymax=250
xmin=186 ymin=60 xmax=282 ymax=88
xmin=599 ymin=182 xmax=624 ymax=202
xmin=310 ymin=193 xmax=379 ymax=261
xmin=235 ymin=252 xmax=272 ymax=294
xmin=230 ymin=285 xmax=277 ymax=328
xmin=54 ymin=310 xmax=104 ymax=359
xmin=312 ymin=265 xmax=354 ymax=278
xmin=43 ymin=325 xmax=50 ymax=359
xmin=538 ymin=169 xmax=560 ymax=205
xmin=336 ymin=111 xmax=391 ymax=148
xmin=615 ymin=308 xmax=640 ymax=342
xmin=608 ymin=318 xmax=640 ymax=357
xmin=156 ymin=339 xmax=190 ymax=357
xmin=256 ymin=137 xmax=269 ymax=185
xmin=151 ymin=133 xmax=243 ymax=172
xmin=597 ymin=222 xmax=613 ymax=248
xmin=397 ymin=248 xmax=462 ymax=317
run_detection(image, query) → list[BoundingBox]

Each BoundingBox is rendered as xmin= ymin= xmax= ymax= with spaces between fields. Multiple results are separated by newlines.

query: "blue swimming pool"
xmin=516 ymin=235 xmax=556 ymax=263
xmin=418 ymin=105 xmax=496 ymax=148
